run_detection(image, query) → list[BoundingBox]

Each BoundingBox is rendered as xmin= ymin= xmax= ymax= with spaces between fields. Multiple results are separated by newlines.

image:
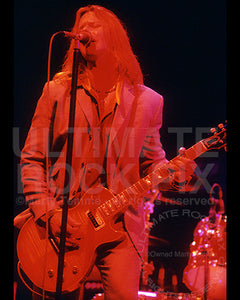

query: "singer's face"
xmin=78 ymin=12 xmax=107 ymax=61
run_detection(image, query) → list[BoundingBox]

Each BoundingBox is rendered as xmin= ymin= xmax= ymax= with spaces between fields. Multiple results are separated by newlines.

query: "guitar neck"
xmin=172 ymin=139 xmax=208 ymax=162
xmin=129 ymin=139 xmax=209 ymax=198
xmin=97 ymin=139 xmax=209 ymax=218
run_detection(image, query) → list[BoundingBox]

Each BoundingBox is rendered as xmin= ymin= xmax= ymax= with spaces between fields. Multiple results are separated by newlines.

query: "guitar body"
xmin=17 ymin=185 xmax=125 ymax=293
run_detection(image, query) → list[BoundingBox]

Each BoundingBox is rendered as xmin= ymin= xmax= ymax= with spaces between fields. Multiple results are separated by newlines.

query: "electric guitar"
xmin=16 ymin=123 xmax=226 ymax=295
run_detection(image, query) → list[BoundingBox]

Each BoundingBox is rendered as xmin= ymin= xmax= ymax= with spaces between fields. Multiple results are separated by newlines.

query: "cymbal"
xmin=148 ymin=235 xmax=169 ymax=246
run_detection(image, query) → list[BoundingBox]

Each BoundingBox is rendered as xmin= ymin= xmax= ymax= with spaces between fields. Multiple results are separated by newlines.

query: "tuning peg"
xmin=218 ymin=123 xmax=224 ymax=129
xmin=178 ymin=147 xmax=186 ymax=154
xmin=210 ymin=127 xmax=217 ymax=133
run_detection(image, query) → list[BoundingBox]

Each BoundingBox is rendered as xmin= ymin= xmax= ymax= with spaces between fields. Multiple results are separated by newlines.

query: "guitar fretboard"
xmin=96 ymin=139 xmax=209 ymax=218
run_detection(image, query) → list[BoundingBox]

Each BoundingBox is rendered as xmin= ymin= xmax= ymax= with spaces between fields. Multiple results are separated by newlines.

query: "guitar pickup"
xmin=86 ymin=210 xmax=105 ymax=231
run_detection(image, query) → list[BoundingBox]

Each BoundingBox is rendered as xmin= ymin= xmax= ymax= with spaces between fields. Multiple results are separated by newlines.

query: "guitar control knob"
xmin=48 ymin=269 xmax=54 ymax=278
xmin=72 ymin=266 xmax=78 ymax=274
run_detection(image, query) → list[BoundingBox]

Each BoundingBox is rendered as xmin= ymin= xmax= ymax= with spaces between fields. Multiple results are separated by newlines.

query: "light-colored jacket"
xmin=20 ymin=79 xmax=167 ymax=258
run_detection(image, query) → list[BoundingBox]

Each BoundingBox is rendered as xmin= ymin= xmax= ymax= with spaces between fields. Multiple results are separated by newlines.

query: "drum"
xmin=183 ymin=265 xmax=226 ymax=300
xmin=183 ymin=215 xmax=226 ymax=300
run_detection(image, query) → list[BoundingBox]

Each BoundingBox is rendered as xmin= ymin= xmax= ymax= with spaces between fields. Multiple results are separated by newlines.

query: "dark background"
xmin=13 ymin=0 xmax=226 ymax=298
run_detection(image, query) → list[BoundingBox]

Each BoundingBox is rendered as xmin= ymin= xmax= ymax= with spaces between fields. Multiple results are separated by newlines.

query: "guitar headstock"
xmin=203 ymin=122 xmax=227 ymax=151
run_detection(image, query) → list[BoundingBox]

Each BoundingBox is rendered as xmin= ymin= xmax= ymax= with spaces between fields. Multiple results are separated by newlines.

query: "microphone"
xmin=63 ymin=31 xmax=91 ymax=44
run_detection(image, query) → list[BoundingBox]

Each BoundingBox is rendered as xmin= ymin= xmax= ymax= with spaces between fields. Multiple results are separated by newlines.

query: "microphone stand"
xmin=55 ymin=39 xmax=81 ymax=300
xmin=202 ymin=249 xmax=209 ymax=300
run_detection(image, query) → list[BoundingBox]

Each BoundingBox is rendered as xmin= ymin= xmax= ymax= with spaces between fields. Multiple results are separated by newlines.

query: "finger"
xmin=67 ymin=225 xmax=85 ymax=239
xmin=66 ymin=224 xmax=79 ymax=236
xmin=65 ymin=237 xmax=79 ymax=248
xmin=173 ymin=157 xmax=197 ymax=172
xmin=54 ymin=235 xmax=79 ymax=249
xmin=50 ymin=213 xmax=83 ymax=240
xmin=169 ymin=159 xmax=196 ymax=183
xmin=180 ymin=156 xmax=197 ymax=166
xmin=173 ymin=171 xmax=189 ymax=183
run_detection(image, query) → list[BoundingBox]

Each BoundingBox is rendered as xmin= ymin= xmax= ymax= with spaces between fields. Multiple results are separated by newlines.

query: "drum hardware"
xmin=202 ymin=250 xmax=209 ymax=300
xmin=157 ymin=266 xmax=165 ymax=290
xmin=172 ymin=274 xmax=178 ymax=293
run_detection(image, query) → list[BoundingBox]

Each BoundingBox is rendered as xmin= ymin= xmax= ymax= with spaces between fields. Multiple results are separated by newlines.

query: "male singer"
xmin=20 ymin=5 xmax=196 ymax=300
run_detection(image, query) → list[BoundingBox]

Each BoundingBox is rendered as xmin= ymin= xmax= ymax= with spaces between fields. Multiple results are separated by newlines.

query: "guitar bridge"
xmin=86 ymin=210 xmax=105 ymax=231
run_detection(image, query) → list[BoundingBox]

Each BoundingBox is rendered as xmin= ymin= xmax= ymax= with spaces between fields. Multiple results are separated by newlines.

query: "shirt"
xmin=78 ymin=85 xmax=118 ymax=192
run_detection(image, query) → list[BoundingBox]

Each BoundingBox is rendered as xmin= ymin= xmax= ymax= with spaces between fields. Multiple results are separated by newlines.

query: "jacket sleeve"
xmin=20 ymin=82 xmax=59 ymax=220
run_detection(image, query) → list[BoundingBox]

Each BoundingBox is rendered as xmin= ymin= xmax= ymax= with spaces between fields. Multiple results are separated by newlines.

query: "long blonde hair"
xmin=54 ymin=5 xmax=143 ymax=88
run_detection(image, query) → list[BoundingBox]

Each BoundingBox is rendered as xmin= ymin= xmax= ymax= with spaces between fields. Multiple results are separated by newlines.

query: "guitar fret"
xmin=100 ymin=203 xmax=110 ymax=216
xmin=106 ymin=199 xmax=116 ymax=212
xmin=118 ymin=193 xmax=128 ymax=206
xmin=144 ymin=177 xmax=151 ymax=185
xmin=126 ymin=185 xmax=139 ymax=196
xmin=137 ymin=180 xmax=147 ymax=194
xmin=154 ymin=168 xmax=163 ymax=179
xmin=152 ymin=170 xmax=163 ymax=185
xmin=139 ymin=175 xmax=152 ymax=192
xmin=185 ymin=141 xmax=207 ymax=160
xmin=131 ymin=183 xmax=142 ymax=194
xmin=112 ymin=197 xmax=122 ymax=209
xmin=124 ymin=189 xmax=131 ymax=198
